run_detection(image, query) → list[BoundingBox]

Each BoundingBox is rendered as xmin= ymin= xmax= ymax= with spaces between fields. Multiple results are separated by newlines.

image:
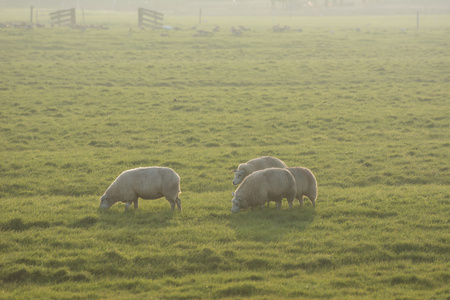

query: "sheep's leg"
xmin=287 ymin=195 xmax=296 ymax=210
xmin=176 ymin=196 xmax=182 ymax=211
xmin=276 ymin=201 xmax=282 ymax=209
xmin=287 ymin=198 xmax=293 ymax=210
xmin=299 ymin=196 xmax=304 ymax=206
xmin=134 ymin=200 xmax=139 ymax=210
xmin=260 ymin=204 xmax=264 ymax=211
xmin=125 ymin=202 xmax=132 ymax=212
xmin=165 ymin=196 xmax=176 ymax=211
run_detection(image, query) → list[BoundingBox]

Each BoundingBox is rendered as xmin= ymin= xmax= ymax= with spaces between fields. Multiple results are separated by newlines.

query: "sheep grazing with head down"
xmin=99 ymin=167 xmax=181 ymax=212
xmin=232 ymin=156 xmax=287 ymax=185
xmin=287 ymin=167 xmax=318 ymax=207
xmin=231 ymin=168 xmax=297 ymax=213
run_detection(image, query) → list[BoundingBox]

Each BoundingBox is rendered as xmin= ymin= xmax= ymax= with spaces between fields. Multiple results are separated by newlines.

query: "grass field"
xmin=0 ymin=11 xmax=449 ymax=299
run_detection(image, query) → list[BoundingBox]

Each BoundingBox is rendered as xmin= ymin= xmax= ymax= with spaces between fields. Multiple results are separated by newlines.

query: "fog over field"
xmin=1 ymin=0 xmax=450 ymax=16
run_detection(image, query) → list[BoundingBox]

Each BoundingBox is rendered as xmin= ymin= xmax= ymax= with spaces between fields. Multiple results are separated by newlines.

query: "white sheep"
xmin=231 ymin=168 xmax=297 ymax=213
xmin=287 ymin=167 xmax=318 ymax=207
xmin=232 ymin=156 xmax=287 ymax=185
xmin=99 ymin=167 xmax=181 ymax=212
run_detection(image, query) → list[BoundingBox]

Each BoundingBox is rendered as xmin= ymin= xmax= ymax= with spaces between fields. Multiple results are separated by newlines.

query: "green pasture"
xmin=0 ymin=12 xmax=449 ymax=299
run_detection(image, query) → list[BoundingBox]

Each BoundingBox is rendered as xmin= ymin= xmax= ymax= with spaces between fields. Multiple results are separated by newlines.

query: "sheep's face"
xmin=231 ymin=197 xmax=241 ymax=213
xmin=231 ymin=194 xmax=247 ymax=213
xmin=232 ymin=169 xmax=246 ymax=185
xmin=99 ymin=194 xmax=113 ymax=209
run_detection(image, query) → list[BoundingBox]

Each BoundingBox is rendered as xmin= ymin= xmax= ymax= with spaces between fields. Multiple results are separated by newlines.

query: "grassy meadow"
xmin=1 ymin=11 xmax=449 ymax=299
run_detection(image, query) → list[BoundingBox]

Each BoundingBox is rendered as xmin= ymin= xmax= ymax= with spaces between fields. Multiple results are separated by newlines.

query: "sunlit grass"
xmin=0 ymin=11 xmax=449 ymax=299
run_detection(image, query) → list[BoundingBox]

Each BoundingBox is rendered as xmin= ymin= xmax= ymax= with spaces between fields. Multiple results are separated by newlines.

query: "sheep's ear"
xmin=232 ymin=192 xmax=235 ymax=196
xmin=232 ymin=169 xmax=237 ymax=173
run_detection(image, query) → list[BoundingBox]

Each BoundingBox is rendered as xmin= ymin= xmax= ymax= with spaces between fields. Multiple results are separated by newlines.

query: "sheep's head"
xmin=99 ymin=194 xmax=113 ymax=209
xmin=231 ymin=192 xmax=247 ymax=213
xmin=232 ymin=169 xmax=246 ymax=185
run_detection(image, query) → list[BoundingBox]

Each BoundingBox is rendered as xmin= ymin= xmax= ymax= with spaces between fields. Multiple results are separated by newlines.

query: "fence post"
xmin=30 ymin=6 xmax=33 ymax=24
xmin=138 ymin=8 xmax=142 ymax=27
xmin=199 ymin=9 xmax=202 ymax=25
xmin=137 ymin=8 xmax=163 ymax=28
xmin=71 ymin=8 xmax=76 ymax=26
xmin=82 ymin=8 xmax=86 ymax=26
xmin=416 ymin=11 xmax=419 ymax=30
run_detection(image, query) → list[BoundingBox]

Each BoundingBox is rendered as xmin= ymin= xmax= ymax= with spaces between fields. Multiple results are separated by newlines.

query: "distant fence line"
xmin=138 ymin=8 xmax=164 ymax=28
xmin=50 ymin=8 xmax=76 ymax=27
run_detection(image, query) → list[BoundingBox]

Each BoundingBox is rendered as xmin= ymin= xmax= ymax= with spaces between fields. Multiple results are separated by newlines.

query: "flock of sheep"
xmin=99 ymin=156 xmax=317 ymax=213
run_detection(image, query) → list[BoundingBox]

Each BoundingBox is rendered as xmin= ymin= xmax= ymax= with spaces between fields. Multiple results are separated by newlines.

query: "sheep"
xmin=233 ymin=156 xmax=287 ymax=185
xmin=287 ymin=167 xmax=318 ymax=207
xmin=231 ymin=168 xmax=297 ymax=213
xmin=99 ymin=167 xmax=181 ymax=212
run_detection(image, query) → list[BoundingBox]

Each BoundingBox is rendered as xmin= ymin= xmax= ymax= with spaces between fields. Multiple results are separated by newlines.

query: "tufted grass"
xmin=0 ymin=12 xmax=449 ymax=299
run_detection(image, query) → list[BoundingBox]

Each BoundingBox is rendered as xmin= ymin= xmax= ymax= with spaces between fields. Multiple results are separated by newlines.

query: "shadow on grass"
xmin=72 ymin=216 xmax=98 ymax=229
xmin=97 ymin=207 xmax=177 ymax=229
xmin=2 ymin=216 xmax=99 ymax=231
xmin=229 ymin=205 xmax=316 ymax=242
xmin=1 ymin=218 xmax=51 ymax=231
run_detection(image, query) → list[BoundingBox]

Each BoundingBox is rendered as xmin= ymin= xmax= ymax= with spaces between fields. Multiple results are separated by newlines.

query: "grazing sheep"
xmin=99 ymin=167 xmax=181 ymax=212
xmin=287 ymin=167 xmax=318 ymax=207
xmin=231 ymin=168 xmax=297 ymax=213
xmin=230 ymin=27 xmax=242 ymax=36
xmin=233 ymin=156 xmax=287 ymax=185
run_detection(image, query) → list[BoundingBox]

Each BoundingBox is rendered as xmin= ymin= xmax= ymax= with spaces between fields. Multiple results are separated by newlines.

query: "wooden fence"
xmin=138 ymin=8 xmax=163 ymax=28
xmin=50 ymin=8 xmax=76 ymax=27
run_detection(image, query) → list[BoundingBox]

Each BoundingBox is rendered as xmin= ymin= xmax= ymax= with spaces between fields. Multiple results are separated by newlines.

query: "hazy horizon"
xmin=1 ymin=0 xmax=450 ymax=17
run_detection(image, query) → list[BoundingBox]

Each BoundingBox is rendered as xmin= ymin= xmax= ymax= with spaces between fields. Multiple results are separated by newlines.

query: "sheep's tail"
xmin=305 ymin=168 xmax=318 ymax=206
xmin=309 ymin=183 xmax=318 ymax=206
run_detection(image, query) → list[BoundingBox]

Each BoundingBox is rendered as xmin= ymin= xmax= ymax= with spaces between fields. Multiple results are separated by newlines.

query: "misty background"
xmin=1 ymin=0 xmax=449 ymax=16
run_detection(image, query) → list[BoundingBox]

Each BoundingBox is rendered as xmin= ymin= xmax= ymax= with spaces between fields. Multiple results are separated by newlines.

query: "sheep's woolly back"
xmin=234 ymin=174 xmax=264 ymax=208
xmin=239 ymin=156 xmax=287 ymax=175
xmin=236 ymin=168 xmax=296 ymax=208
xmin=287 ymin=167 xmax=318 ymax=202
xmin=103 ymin=167 xmax=180 ymax=205
xmin=303 ymin=168 xmax=317 ymax=201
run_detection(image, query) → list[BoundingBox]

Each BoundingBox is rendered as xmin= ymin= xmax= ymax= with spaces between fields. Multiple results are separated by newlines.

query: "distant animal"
xmin=233 ymin=156 xmax=287 ymax=185
xmin=230 ymin=27 xmax=242 ymax=36
xmin=272 ymin=24 xmax=290 ymax=32
xmin=99 ymin=167 xmax=181 ymax=212
xmin=238 ymin=25 xmax=250 ymax=31
xmin=231 ymin=168 xmax=297 ymax=212
xmin=193 ymin=30 xmax=213 ymax=37
xmin=287 ymin=167 xmax=318 ymax=207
